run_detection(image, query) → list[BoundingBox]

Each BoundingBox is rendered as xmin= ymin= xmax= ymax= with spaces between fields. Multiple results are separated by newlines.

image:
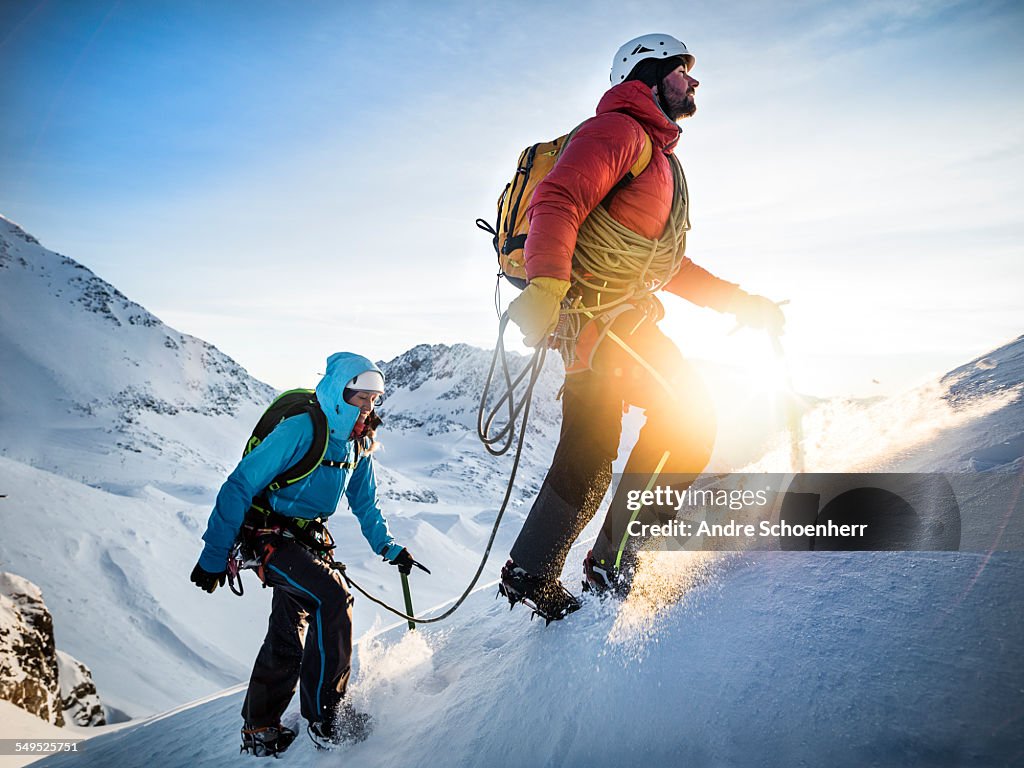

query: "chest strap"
xmin=321 ymin=458 xmax=358 ymax=469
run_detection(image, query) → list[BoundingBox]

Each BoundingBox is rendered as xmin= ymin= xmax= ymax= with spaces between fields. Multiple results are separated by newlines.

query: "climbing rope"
xmin=338 ymin=154 xmax=690 ymax=625
xmin=323 ymin=315 xmax=547 ymax=626
xmin=478 ymin=313 xmax=548 ymax=456
xmin=566 ymin=155 xmax=690 ymax=316
xmin=543 ymin=154 xmax=691 ymax=368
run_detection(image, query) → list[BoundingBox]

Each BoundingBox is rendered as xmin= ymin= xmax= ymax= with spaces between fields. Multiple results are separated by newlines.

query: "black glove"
xmin=391 ymin=547 xmax=416 ymax=575
xmin=728 ymin=292 xmax=786 ymax=335
xmin=381 ymin=545 xmax=430 ymax=575
xmin=190 ymin=562 xmax=226 ymax=593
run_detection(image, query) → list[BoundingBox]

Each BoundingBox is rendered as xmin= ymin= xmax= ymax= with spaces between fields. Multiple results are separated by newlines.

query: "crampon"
xmin=498 ymin=560 xmax=581 ymax=625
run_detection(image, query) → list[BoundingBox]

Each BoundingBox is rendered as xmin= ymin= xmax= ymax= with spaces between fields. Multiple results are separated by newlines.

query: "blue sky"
xmin=2 ymin=0 xmax=1022 ymax=396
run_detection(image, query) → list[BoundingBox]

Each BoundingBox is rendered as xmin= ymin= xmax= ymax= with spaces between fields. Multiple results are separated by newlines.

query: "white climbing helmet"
xmin=610 ymin=33 xmax=695 ymax=85
xmin=347 ymin=369 xmax=385 ymax=394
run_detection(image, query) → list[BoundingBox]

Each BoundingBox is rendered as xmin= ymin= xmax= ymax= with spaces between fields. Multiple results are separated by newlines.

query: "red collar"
xmin=349 ymin=418 xmax=368 ymax=441
xmin=595 ymin=80 xmax=682 ymax=152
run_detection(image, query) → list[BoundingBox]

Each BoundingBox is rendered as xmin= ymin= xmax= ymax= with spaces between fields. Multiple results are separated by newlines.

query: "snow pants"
xmin=509 ymin=309 xmax=717 ymax=580
xmin=241 ymin=537 xmax=353 ymax=728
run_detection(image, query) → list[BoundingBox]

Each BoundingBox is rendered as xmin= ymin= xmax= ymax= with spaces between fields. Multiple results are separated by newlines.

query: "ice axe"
xmin=398 ymin=556 xmax=430 ymax=632
xmin=400 ymin=573 xmax=416 ymax=631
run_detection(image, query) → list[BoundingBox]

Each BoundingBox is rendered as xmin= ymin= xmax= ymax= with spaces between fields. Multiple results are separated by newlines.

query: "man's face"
xmin=657 ymin=63 xmax=699 ymax=121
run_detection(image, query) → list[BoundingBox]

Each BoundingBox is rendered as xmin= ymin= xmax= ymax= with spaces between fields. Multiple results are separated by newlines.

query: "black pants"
xmin=510 ymin=310 xmax=716 ymax=580
xmin=241 ymin=537 xmax=353 ymax=728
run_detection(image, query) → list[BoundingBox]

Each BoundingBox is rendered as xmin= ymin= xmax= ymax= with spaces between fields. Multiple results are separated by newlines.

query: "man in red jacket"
xmin=499 ymin=33 xmax=785 ymax=622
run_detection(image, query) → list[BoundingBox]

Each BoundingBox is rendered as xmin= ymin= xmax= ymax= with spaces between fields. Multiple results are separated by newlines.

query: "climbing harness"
xmin=551 ymin=155 xmax=688 ymax=368
xmin=226 ymin=508 xmax=335 ymax=596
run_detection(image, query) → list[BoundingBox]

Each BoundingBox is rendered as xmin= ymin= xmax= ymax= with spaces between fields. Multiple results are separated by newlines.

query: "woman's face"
xmin=345 ymin=390 xmax=381 ymax=414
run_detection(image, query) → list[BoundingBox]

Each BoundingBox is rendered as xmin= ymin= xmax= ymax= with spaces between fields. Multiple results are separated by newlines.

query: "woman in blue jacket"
xmin=190 ymin=351 xmax=422 ymax=755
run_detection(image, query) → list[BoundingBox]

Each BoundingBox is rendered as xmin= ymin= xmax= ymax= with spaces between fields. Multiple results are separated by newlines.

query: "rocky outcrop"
xmin=57 ymin=650 xmax=105 ymax=726
xmin=0 ymin=572 xmax=105 ymax=726
xmin=0 ymin=573 xmax=63 ymax=725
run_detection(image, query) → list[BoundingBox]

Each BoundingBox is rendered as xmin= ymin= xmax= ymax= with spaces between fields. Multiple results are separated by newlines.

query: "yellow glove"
xmin=507 ymin=277 xmax=571 ymax=347
xmin=727 ymin=291 xmax=786 ymax=336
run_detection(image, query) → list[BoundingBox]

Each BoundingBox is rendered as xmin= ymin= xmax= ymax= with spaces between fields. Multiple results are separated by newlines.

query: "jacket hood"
xmin=596 ymin=80 xmax=681 ymax=152
xmin=315 ymin=352 xmax=384 ymax=439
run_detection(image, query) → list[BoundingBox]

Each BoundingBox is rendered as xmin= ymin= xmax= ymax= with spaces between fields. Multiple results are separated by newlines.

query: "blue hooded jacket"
xmin=198 ymin=352 xmax=399 ymax=573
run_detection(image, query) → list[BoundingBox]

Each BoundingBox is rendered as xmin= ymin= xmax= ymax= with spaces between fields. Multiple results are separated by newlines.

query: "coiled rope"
xmin=547 ymin=155 xmax=691 ymax=367
xmin=567 ymin=154 xmax=690 ymax=317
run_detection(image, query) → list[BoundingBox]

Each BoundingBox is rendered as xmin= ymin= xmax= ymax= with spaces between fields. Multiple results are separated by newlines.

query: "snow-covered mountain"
xmin=0 ymin=216 xmax=568 ymax=717
xmin=0 ymin=215 xmax=284 ymax=716
xmin=2 ymin=214 xmax=1022 ymax=766
xmin=375 ymin=341 xmax=565 ymax=505
xmin=0 ymin=215 xmax=276 ymax=498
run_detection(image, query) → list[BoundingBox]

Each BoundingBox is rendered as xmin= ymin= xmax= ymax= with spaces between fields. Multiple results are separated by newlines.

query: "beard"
xmin=668 ymin=96 xmax=697 ymax=120
xmin=658 ymin=79 xmax=697 ymax=121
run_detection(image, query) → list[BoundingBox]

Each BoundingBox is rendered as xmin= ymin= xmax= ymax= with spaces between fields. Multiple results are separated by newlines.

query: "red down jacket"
xmin=524 ymin=80 xmax=740 ymax=311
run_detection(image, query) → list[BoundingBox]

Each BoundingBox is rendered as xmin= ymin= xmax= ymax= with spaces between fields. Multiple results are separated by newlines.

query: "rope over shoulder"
xmin=569 ymin=154 xmax=690 ymax=316
xmin=550 ymin=153 xmax=690 ymax=367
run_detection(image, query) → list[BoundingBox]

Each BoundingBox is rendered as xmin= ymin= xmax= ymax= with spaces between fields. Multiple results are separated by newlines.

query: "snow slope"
xmin=35 ymin=549 xmax=1024 ymax=768
xmin=0 ymin=456 xmax=266 ymax=715
xmin=747 ymin=335 xmax=1023 ymax=476
xmin=0 ymin=214 xmax=281 ymax=714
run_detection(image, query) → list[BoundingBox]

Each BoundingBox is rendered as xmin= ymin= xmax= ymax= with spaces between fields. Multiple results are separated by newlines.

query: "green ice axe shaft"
xmin=400 ymin=572 xmax=416 ymax=631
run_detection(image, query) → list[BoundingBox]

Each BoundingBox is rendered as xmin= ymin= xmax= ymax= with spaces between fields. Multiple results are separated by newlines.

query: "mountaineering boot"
xmin=498 ymin=560 xmax=581 ymax=624
xmin=307 ymin=701 xmax=372 ymax=750
xmin=240 ymin=722 xmax=297 ymax=757
xmin=582 ymin=550 xmax=620 ymax=595
xmin=583 ymin=547 xmax=639 ymax=598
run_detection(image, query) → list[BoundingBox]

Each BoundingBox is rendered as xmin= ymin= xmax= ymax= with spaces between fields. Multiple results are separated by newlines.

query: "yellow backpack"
xmin=477 ymin=127 xmax=653 ymax=288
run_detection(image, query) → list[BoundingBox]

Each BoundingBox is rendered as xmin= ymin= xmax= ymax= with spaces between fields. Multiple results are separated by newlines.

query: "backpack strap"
xmin=601 ymin=130 xmax=653 ymax=208
xmin=265 ymin=406 xmax=330 ymax=492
